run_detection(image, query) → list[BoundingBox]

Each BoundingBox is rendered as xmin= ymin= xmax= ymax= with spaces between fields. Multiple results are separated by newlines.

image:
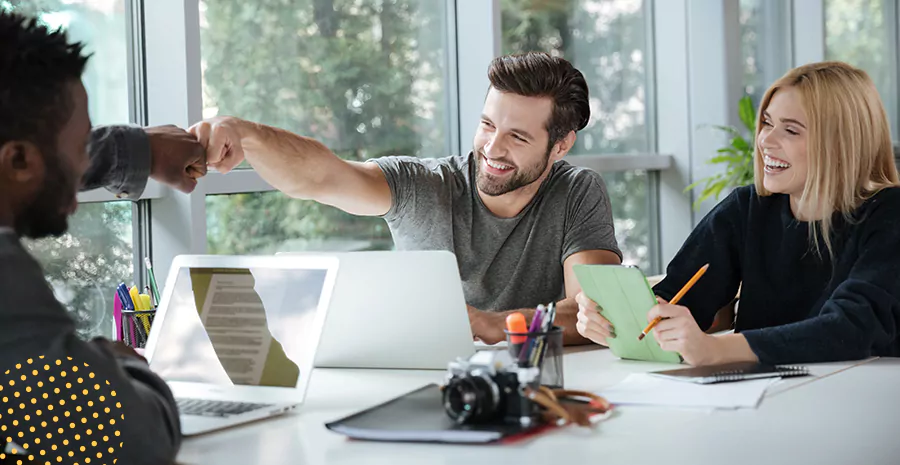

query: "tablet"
xmin=573 ymin=265 xmax=682 ymax=364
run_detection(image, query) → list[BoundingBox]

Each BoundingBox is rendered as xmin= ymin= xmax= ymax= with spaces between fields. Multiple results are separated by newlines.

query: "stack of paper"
xmin=599 ymin=373 xmax=776 ymax=409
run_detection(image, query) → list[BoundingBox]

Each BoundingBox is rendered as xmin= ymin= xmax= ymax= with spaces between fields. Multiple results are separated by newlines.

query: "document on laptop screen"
xmin=150 ymin=266 xmax=328 ymax=388
xmin=198 ymin=273 xmax=273 ymax=385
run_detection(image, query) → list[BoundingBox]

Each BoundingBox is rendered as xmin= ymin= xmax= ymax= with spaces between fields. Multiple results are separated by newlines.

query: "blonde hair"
xmin=754 ymin=61 xmax=900 ymax=257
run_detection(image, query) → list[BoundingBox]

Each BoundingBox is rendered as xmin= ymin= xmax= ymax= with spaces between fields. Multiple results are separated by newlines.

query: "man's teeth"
xmin=485 ymin=157 xmax=512 ymax=170
xmin=764 ymin=155 xmax=791 ymax=168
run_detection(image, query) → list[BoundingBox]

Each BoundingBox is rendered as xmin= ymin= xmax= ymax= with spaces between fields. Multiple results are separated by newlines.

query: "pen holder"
xmin=504 ymin=326 xmax=564 ymax=389
xmin=121 ymin=308 xmax=156 ymax=349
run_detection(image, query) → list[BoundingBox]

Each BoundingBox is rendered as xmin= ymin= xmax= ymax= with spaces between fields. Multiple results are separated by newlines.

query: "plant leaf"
xmin=708 ymin=154 xmax=744 ymax=164
xmin=712 ymin=125 xmax=741 ymax=138
xmin=684 ymin=180 xmax=702 ymax=193
xmin=738 ymin=95 xmax=757 ymax=133
xmin=730 ymin=136 xmax=750 ymax=152
xmin=688 ymin=96 xmax=759 ymax=209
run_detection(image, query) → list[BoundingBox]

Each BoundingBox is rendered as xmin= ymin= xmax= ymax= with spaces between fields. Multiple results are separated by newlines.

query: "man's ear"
xmin=0 ymin=141 xmax=45 ymax=184
xmin=550 ymin=130 xmax=577 ymax=161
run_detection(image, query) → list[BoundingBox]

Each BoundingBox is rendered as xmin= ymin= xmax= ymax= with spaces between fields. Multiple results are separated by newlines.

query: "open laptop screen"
xmin=148 ymin=264 xmax=330 ymax=388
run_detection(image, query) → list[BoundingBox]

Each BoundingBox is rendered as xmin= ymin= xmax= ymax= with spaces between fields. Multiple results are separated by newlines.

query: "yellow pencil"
xmin=638 ymin=263 xmax=709 ymax=341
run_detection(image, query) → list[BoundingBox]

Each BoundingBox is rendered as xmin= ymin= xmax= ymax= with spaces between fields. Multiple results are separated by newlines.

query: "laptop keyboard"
xmin=176 ymin=397 xmax=273 ymax=418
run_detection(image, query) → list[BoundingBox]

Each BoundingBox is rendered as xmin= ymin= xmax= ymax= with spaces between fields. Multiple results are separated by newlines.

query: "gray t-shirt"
xmin=371 ymin=153 xmax=621 ymax=311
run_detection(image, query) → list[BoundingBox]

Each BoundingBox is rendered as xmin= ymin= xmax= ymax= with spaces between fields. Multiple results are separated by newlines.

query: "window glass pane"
xmin=199 ymin=0 xmax=451 ymax=168
xmin=501 ymin=0 xmax=653 ymax=270
xmin=739 ymin=0 xmax=791 ymax=106
xmin=200 ymin=0 xmax=451 ymax=251
xmin=7 ymin=1 xmax=132 ymax=339
xmin=206 ymin=193 xmax=392 ymax=254
xmin=605 ymin=170 xmax=650 ymax=271
xmin=501 ymin=0 xmax=650 ymax=154
xmin=825 ymin=0 xmax=898 ymax=135
xmin=24 ymin=203 xmax=134 ymax=339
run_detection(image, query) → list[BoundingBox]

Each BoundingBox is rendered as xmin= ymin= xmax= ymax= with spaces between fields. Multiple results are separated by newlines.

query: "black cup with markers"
xmin=504 ymin=325 xmax=564 ymax=389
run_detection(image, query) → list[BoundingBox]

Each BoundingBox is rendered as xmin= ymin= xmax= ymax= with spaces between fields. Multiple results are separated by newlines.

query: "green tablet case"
xmin=574 ymin=265 xmax=682 ymax=364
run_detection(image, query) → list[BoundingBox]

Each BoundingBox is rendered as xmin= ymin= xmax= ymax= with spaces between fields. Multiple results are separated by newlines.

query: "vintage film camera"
xmin=441 ymin=350 xmax=541 ymax=427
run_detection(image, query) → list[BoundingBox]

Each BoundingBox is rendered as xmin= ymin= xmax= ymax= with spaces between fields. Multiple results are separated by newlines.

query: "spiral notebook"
xmin=649 ymin=362 xmax=809 ymax=384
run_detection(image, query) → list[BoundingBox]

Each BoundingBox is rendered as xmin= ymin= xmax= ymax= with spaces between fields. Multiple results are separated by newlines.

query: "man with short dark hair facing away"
xmin=0 ymin=11 xmax=181 ymax=464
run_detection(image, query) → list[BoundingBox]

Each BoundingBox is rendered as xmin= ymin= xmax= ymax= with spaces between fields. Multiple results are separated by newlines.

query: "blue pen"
xmin=115 ymin=283 xmax=136 ymax=345
xmin=116 ymin=283 xmax=135 ymax=310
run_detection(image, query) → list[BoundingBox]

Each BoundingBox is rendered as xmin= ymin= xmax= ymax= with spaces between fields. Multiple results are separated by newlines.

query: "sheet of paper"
xmin=199 ymin=273 xmax=274 ymax=385
xmin=599 ymin=373 xmax=776 ymax=409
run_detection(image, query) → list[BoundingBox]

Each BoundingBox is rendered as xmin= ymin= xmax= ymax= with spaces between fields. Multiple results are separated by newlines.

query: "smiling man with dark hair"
xmin=190 ymin=52 xmax=622 ymax=345
xmin=0 ymin=11 xmax=181 ymax=464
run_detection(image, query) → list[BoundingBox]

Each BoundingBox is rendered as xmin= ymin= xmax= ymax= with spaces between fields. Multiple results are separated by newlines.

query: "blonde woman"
xmin=576 ymin=61 xmax=900 ymax=365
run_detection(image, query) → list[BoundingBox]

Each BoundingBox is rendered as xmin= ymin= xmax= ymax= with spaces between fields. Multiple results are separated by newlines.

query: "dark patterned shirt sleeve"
xmin=82 ymin=125 xmax=151 ymax=200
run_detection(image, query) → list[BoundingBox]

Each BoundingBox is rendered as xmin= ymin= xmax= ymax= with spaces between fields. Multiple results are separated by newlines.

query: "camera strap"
xmin=524 ymin=386 xmax=612 ymax=427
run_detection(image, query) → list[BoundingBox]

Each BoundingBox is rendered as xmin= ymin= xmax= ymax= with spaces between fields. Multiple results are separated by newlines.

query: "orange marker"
xmin=506 ymin=312 xmax=528 ymax=344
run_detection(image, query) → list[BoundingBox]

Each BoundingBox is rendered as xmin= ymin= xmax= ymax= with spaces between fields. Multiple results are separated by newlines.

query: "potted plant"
xmin=687 ymin=95 xmax=757 ymax=209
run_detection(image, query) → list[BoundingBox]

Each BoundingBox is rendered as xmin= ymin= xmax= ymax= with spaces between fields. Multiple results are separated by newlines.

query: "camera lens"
xmin=443 ymin=374 xmax=500 ymax=424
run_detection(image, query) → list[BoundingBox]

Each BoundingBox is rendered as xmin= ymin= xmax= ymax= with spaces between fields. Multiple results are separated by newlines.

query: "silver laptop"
xmin=144 ymin=254 xmax=338 ymax=436
xmin=279 ymin=250 xmax=475 ymax=369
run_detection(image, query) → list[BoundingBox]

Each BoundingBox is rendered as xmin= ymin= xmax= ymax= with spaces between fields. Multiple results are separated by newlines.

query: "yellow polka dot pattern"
xmin=0 ymin=356 xmax=123 ymax=465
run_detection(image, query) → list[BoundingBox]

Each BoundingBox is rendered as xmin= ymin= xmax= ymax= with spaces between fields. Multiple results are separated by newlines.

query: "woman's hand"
xmin=647 ymin=302 xmax=720 ymax=365
xmin=575 ymin=292 xmax=615 ymax=346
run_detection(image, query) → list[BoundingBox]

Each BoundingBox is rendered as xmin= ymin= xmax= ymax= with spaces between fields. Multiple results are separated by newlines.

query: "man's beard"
xmin=16 ymin=153 xmax=76 ymax=239
xmin=474 ymin=148 xmax=552 ymax=196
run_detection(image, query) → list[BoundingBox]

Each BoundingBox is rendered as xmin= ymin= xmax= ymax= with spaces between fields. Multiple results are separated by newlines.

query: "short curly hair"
xmin=0 ymin=11 xmax=90 ymax=155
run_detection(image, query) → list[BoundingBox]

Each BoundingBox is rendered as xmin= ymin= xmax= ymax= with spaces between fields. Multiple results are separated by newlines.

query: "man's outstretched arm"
xmin=82 ymin=125 xmax=206 ymax=198
xmin=190 ymin=116 xmax=392 ymax=217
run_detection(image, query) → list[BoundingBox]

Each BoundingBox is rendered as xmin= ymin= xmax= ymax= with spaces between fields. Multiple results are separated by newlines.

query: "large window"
xmin=199 ymin=0 xmax=451 ymax=254
xmin=6 ymin=0 xmax=133 ymax=339
xmin=825 ymin=0 xmax=899 ymax=136
xmin=501 ymin=0 xmax=653 ymax=270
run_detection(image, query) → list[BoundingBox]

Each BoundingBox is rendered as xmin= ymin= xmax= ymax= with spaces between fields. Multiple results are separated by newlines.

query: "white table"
xmin=176 ymin=348 xmax=899 ymax=465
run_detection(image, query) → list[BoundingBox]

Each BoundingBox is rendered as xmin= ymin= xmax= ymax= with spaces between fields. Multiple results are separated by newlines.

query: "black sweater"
xmin=654 ymin=185 xmax=900 ymax=364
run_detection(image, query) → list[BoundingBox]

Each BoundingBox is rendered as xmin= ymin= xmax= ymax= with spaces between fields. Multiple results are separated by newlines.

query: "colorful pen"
xmin=116 ymin=283 xmax=134 ymax=310
xmin=145 ymin=257 xmax=161 ymax=304
xmin=113 ymin=292 xmax=123 ymax=342
xmin=129 ymin=286 xmax=142 ymax=310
